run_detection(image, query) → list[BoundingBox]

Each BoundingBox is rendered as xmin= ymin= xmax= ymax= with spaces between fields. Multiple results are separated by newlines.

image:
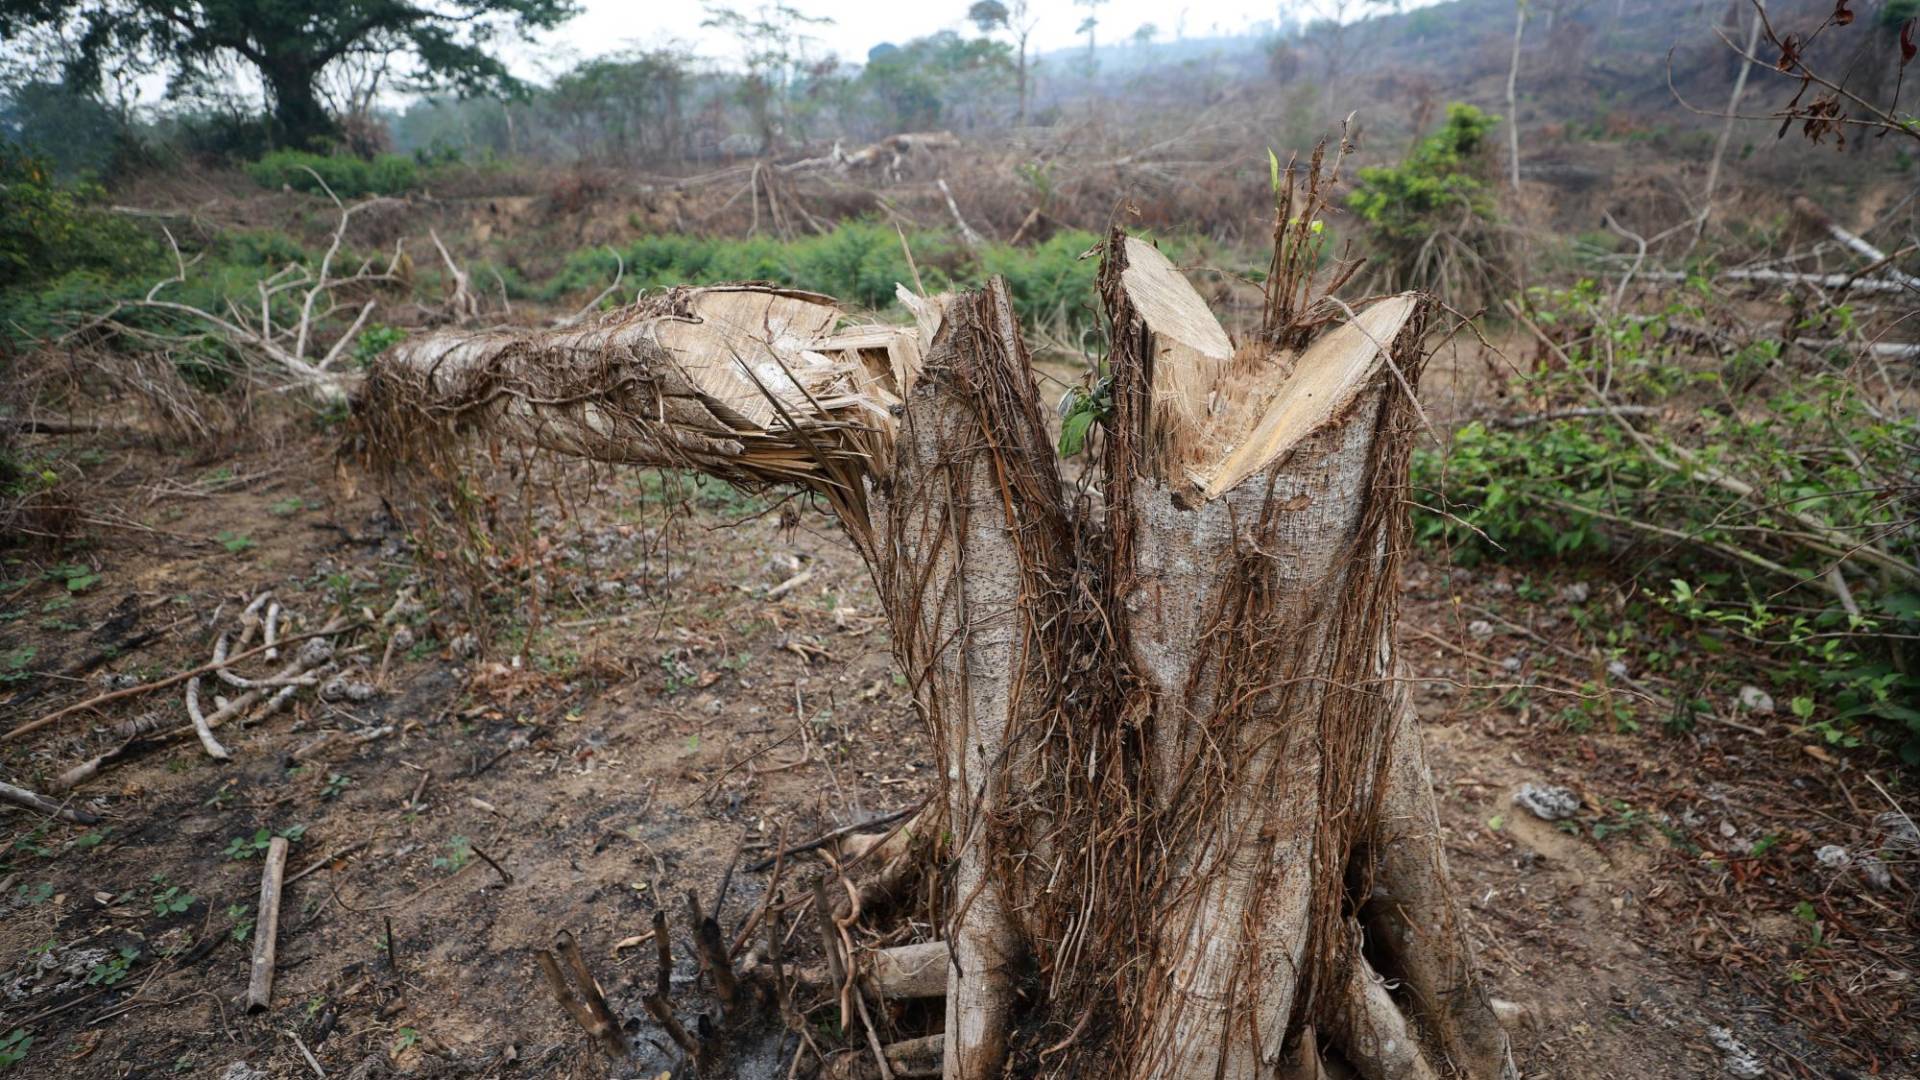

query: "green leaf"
xmin=1059 ymin=409 xmax=1095 ymax=457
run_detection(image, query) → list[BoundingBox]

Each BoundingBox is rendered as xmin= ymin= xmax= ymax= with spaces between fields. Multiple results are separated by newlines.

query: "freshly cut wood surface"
xmin=1189 ymin=294 xmax=1418 ymax=498
xmin=1120 ymin=237 xmax=1234 ymax=448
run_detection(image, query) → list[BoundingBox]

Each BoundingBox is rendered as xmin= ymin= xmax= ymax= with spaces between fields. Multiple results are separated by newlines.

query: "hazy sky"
xmin=508 ymin=1 xmax=1298 ymax=79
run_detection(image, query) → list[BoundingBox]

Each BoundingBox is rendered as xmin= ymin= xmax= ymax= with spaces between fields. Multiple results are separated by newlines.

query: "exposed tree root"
xmin=1362 ymin=687 xmax=1517 ymax=1080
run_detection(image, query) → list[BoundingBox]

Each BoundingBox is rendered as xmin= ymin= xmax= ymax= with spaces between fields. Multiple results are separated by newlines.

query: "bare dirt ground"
xmin=1 ymin=393 xmax=1914 ymax=1079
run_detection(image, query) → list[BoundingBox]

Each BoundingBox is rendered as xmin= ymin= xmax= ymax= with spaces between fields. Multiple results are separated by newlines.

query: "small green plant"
xmin=432 ymin=835 xmax=472 ymax=873
xmin=0 ymin=646 xmax=33 ymax=684
xmin=70 ymin=828 xmax=109 ymax=851
xmin=12 ymin=881 xmax=53 ymax=906
xmin=322 ymin=772 xmax=351 ymax=799
xmin=269 ymin=496 xmax=305 ymax=516
xmin=1792 ymin=900 xmax=1827 ymax=950
xmin=85 ymin=946 xmax=138 ymax=986
xmin=34 ymin=564 xmax=100 ymax=595
xmin=0 ymin=1028 xmax=32 ymax=1070
xmin=227 ymin=903 xmax=255 ymax=943
xmin=351 ymin=324 xmax=407 ymax=368
xmin=1590 ymin=801 xmax=1644 ymax=842
xmin=217 ymin=530 xmax=255 ymax=554
xmin=150 ymin=878 xmax=195 ymax=918
xmin=1057 ymin=376 xmax=1112 ymax=457
xmin=394 ymin=1027 xmax=421 ymax=1052
xmin=225 ymin=824 xmax=305 ymax=859
xmin=1348 ymin=103 xmax=1502 ymax=297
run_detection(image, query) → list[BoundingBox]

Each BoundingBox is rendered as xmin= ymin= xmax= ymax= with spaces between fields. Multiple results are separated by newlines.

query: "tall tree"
xmin=359 ymin=164 xmax=1516 ymax=1080
xmin=1074 ymin=0 xmax=1107 ymax=72
xmin=0 ymin=0 xmax=578 ymax=149
xmin=701 ymin=1 xmax=832 ymax=154
xmin=967 ymin=0 xmax=1037 ymax=124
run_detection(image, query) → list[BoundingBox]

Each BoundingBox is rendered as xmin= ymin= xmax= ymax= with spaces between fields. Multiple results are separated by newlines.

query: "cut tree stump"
xmin=361 ymin=160 xmax=1515 ymax=1080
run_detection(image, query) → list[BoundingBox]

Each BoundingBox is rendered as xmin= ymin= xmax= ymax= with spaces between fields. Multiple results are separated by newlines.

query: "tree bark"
xmin=263 ymin=61 xmax=336 ymax=149
xmin=361 ymin=226 xmax=1512 ymax=1080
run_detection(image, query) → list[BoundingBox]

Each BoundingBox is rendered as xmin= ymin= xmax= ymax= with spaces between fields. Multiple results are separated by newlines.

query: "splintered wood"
xmin=365 ymin=285 xmax=935 ymax=498
xmin=1118 ymin=236 xmax=1419 ymax=500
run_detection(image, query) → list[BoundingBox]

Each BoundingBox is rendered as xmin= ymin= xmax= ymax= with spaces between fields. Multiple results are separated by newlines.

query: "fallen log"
xmin=861 ymin=941 xmax=948 ymax=1000
xmin=1792 ymin=196 xmax=1920 ymax=291
xmin=1637 ymin=268 xmax=1914 ymax=296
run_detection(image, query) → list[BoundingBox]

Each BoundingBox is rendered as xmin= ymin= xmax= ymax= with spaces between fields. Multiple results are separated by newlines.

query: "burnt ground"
xmin=1 ymin=396 xmax=1915 ymax=1080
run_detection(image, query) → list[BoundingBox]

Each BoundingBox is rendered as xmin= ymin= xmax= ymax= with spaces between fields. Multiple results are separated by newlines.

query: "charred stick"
xmin=639 ymin=909 xmax=701 ymax=1063
xmin=686 ymin=890 xmax=741 ymax=1013
xmin=558 ymin=930 xmax=630 ymax=1056
xmin=468 ymin=843 xmax=512 ymax=885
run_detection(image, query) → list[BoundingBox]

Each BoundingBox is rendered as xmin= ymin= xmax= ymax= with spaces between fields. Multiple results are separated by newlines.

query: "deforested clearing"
xmin=1 ymin=1 xmax=1915 ymax=1078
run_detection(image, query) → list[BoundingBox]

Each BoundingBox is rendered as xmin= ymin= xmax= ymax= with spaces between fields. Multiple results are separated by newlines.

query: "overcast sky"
xmin=507 ymin=0 xmax=1298 ymax=80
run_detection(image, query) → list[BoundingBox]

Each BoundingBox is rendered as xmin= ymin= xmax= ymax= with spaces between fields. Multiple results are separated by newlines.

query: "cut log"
xmin=1792 ymin=196 xmax=1920 ymax=291
xmin=861 ymin=941 xmax=949 ymax=1000
xmin=360 ymin=285 xmax=934 ymax=545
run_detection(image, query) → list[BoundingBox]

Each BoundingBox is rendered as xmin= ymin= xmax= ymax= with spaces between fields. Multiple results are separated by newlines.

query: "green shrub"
xmin=544 ymin=222 xmax=1104 ymax=337
xmin=978 ymin=229 xmax=1101 ymax=334
xmin=1348 ymin=103 xmax=1504 ymax=298
xmin=1413 ymin=281 xmax=1919 ymax=759
xmin=246 ymin=150 xmax=418 ymax=198
xmin=0 ymin=144 xmax=158 ymax=289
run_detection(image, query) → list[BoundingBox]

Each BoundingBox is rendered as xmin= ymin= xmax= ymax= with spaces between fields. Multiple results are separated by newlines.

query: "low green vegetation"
xmin=1 ymin=144 xmax=158 ymax=290
xmin=1412 ymin=280 xmax=1919 ymax=759
xmin=540 ymin=222 xmax=1105 ymax=334
xmin=245 ymin=149 xmax=419 ymax=198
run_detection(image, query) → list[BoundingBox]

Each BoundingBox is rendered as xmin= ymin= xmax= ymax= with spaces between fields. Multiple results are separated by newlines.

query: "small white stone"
xmin=1513 ymin=783 xmax=1580 ymax=821
xmin=1814 ymin=844 xmax=1850 ymax=870
xmin=1858 ymin=855 xmax=1894 ymax=892
xmin=1606 ymin=659 xmax=1629 ymax=679
xmin=1467 ymin=620 xmax=1495 ymax=642
xmin=1559 ymin=582 xmax=1591 ymax=604
xmin=1707 ymin=1026 xmax=1765 ymax=1079
xmin=1736 ymin=685 xmax=1775 ymax=715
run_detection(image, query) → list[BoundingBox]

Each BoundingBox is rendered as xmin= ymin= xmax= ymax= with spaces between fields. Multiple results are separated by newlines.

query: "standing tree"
xmin=967 ymin=0 xmax=1039 ymax=124
xmin=357 ymin=156 xmax=1515 ymax=1079
xmin=1074 ymin=0 xmax=1107 ymax=73
xmin=0 ymin=0 xmax=579 ymax=149
xmin=701 ymin=1 xmax=833 ymax=154
xmin=1503 ymin=0 xmax=1527 ymax=192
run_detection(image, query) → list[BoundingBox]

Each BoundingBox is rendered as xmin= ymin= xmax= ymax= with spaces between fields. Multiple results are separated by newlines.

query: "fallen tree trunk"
xmin=361 ymin=170 xmax=1512 ymax=1079
xmin=1637 ymin=268 xmax=1915 ymax=296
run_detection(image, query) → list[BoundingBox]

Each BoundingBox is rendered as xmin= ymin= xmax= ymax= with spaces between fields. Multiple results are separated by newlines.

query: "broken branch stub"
xmin=358 ymin=284 xmax=935 ymax=549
